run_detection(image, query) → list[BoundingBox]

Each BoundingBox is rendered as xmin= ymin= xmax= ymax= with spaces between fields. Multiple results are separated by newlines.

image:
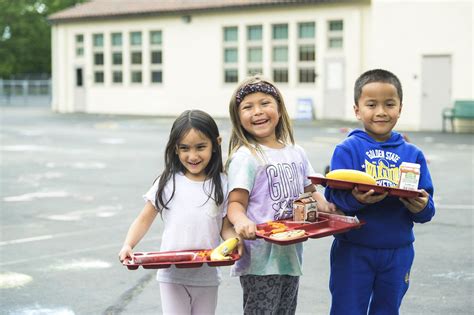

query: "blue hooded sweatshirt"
xmin=325 ymin=129 xmax=435 ymax=248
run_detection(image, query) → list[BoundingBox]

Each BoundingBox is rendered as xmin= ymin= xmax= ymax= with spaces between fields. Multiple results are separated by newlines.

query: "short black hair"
xmin=354 ymin=69 xmax=403 ymax=105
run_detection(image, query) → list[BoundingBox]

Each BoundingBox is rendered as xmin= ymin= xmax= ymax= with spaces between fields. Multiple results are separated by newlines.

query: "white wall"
xmin=51 ymin=3 xmax=367 ymax=119
xmin=368 ymin=0 xmax=473 ymax=130
xmin=51 ymin=1 xmax=473 ymax=131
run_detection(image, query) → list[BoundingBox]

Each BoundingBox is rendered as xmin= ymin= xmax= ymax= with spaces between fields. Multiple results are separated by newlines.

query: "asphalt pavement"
xmin=0 ymin=105 xmax=473 ymax=314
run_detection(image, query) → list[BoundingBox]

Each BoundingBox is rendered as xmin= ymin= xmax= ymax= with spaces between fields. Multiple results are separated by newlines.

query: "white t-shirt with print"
xmin=144 ymin=172 xmax=228 ymax=286
xmin=227 ymin=144 xmax=315 ymax=277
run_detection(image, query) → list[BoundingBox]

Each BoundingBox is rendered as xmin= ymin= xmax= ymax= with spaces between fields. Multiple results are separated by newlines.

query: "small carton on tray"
xmin=255 ymin=213 xmax=364 ymax=246
xmin=123 ymin=249 xmax=240 ymax=270
xmin=308 ymin=175 xmax=422 ymax=198
xmin=293 ymin=192 xmax=318 ymax=222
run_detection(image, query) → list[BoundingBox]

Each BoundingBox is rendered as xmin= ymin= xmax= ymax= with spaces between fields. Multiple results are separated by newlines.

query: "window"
xmin=112 ymin=52 xmax=122 ymax=65
xmin=151 ymin=51 xmax=162 ymax=64
xmin=248 ymin=68 xmax=263 ymax=76
xmin=223 ymin=26 xmax=238 ymax=83
xmin=150 ymin=31 xmax=162 ymax=45
xmin=224 ymin=69 xmax=238 ymax=83
xmin=112 ymin=71 xmax=123 ymax=83
xmin=94 ymin=71 xmax=104 ymax=83
xmin=328 ymin=20 xmax=343 ymax=49
xmin=224 ymin=48 xmax=238 ymax=63
xmin=76 ymin=68 xmax=83 ymax=87
xmin=75 ymin=34 xmax=84 ymax=57
xmin=299 ymin=22 xmax=315 ymax=38
xmin=272 ymin=24 xmax=288 ymax=40
xmin=329 ymin=20 xmax=343 ymax=31
xmin=247 ymin=25 xmax=262 ymax=41
xmin=297 ymin=22 xmax=316 ymax=84
xmin=299 ymin=45 xmax=315 ymax=61
xmin=150 ymin=30 xmax=163 ymax=84
xmin=93 ymin=33 xmax=105 ymax=84
xmin=111 ymin=32 xmax=123 ymax=85
xmin=246 ymin=25 xmax=263 ymax=76
xmin=93 ymin=34 xmax=103 ymax=47
xmin=299 ymin=69 xmax=315 ymax=83
xmin=248 ymin=47 xmax=262 ymax=63
xmin=94 ymin=53 xmax=104 ymax=65
xmin=111 ymin=33 xmax=122 ymax=46
xmin=129 ymin=31 xmax=143 ymax=84
xmin=131 ymin=71 xmax=142 ymax=83
xmin=151 ymin=71 xmax=162 ymax=83
xmin=130 ymin=32 xmax=142 ymax=46
xmin=273 ymin=69 xmax=288 ymax=83
xmin=224 ymin=27 xmax=238 ymax=42
xmin=272 ymin=46 xmax=288 ymax=62
xmin=271 ymin=24 xmax=288 ymax=83
xmin=131 ymin=52 xmax=142 ymax=64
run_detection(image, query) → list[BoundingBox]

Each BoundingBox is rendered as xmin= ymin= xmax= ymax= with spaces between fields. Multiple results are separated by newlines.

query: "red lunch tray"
xmin=255 ymin=212 xmax=365 ymax=246
xmin=308 ymin=175 xmax=422 ymax=198
xmin=123 ymin=249 xmax=240 ymax=270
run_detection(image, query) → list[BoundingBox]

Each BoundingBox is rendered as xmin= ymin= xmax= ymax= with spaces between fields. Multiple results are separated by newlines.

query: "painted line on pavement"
xmin=0 ymin=237 xmax=160 ymax=267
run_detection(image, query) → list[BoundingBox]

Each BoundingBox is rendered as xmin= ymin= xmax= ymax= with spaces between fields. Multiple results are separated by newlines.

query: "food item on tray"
xmin=267 ymin=221 xmax=287 ymax=233
xmin=210 ymin=237 xmax=239 ymax=261
xmin=132 ymin=251 xmax=196 ymax=264
xmin=398 ymin=162 xmax=421 ymax=191
xmin=196 ymin=250 xmax=212 ymax=259
xmin=269 ymin=229 xmax=306 ymax=241
xmin=326 ymin=169 xmax=376 ymax=185
xmin=293 ymin=192 xmax=318 ymax=222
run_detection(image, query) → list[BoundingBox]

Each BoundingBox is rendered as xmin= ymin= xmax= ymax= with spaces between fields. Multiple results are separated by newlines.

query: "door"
xmin=421 ymin=55 xmax=451 ymax=131
xmin=323 ymin=58 xmax=345 ymax=119
xmin=74 ymin=67 xmax=86 ymax=112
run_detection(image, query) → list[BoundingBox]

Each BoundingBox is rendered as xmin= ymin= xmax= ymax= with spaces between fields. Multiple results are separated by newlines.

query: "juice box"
xmin=398 ymin=162 xmax=420 ymax=191
xmin=293 ymin=192 xmax=318 ymax=222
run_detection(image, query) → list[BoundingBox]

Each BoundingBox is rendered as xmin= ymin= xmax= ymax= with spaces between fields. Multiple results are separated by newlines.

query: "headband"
xmin=235 ymin=82 xmax=280 ymax=106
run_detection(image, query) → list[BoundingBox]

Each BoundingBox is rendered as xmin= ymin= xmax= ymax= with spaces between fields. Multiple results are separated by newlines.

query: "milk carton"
xmin=398 ymin=162 xmax=421 ymax=191
xmin=293 ymin=192 xmax=318 ymax=222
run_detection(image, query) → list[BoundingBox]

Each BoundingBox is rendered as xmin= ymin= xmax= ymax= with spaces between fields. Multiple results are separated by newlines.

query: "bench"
xmin=442 ymin=100 xmax=474 ymax=132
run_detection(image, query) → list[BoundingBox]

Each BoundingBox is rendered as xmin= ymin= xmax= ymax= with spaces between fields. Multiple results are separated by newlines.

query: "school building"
xmin=49 ymin=0 xmax=473 ymax=131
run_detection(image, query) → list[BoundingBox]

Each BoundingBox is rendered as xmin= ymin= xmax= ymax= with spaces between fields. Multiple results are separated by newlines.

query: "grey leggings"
xmin=240 ymin=274 xmax=299 ymax=315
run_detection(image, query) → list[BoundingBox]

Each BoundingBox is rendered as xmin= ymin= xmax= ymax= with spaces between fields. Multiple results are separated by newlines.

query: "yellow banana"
xmin=210 ymin=238 xmax=239 ymax=261
xmin=326 ymin=169 xmax=376 ymax=185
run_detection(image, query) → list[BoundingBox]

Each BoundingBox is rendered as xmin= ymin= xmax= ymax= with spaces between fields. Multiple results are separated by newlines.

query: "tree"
xmin=0 ymin=0 xmax=85 ymax=78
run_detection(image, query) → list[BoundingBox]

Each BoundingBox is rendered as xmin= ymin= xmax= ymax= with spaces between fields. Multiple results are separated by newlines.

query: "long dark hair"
xmin=155 ymin=109 xmax=224 ymax=210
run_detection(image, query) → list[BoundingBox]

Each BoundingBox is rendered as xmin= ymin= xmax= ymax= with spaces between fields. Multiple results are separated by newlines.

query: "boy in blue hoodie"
xmin=325 ymin=69 xmax=435 ymax=315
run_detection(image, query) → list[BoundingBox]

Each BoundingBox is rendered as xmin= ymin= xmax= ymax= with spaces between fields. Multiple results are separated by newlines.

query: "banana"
xmin=326 ymin=169 xmax=376 ymax=185
xmin=210 ymin=238 xmax=239 ymax=261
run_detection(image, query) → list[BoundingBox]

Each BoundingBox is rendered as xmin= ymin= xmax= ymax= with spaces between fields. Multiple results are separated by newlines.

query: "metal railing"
xmin=0 ymin=78 xmax=51 ymax=106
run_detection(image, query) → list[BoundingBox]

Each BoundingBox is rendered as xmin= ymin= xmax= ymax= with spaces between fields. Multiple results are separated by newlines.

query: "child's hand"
xmin=352 ymin=186 xmax=388 ymax=204
xmin=234 ymin=217 xmax=257 ymax=240
xmin=236 ymin=237 xmax=245 ymax=257
xmin=399 ymin=189 xmax=429 ymax=213
xmin=317 ymin=200 xmax=344 ymax=215
xmin=118 ymin=245 xmax=133 ymax=263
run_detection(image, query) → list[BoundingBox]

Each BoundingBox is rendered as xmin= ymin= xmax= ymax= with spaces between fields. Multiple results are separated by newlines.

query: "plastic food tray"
xmin=255 ymin=213 xmax=364 ymax=246
xmin=308 ymin=175 xmax=422 ymax=198
xmin=123 ymin=250 xmax=240 ymax=270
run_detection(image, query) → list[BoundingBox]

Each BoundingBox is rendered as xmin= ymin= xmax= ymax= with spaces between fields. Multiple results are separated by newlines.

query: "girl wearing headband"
xmin=226 ymin=75 xmax=337 ymax=314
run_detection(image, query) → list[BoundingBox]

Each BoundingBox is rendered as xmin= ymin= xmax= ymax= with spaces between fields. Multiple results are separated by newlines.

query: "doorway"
xmin=323 ymin=58 xmax=345 ymax=119
xmin=421 ymin=55 xmax=452 ymax=131
xmin=74 ymin=67 xmax=86 ymax=112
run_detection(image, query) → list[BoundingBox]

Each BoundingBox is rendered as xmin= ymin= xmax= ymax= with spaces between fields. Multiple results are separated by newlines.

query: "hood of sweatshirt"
xmin=348 ymin=129 xmax=405 ymax=148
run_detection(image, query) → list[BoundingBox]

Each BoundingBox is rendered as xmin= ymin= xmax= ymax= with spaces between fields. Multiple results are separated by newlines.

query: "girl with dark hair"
xmin=119 ymin=109 xmax=241 ymax=315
